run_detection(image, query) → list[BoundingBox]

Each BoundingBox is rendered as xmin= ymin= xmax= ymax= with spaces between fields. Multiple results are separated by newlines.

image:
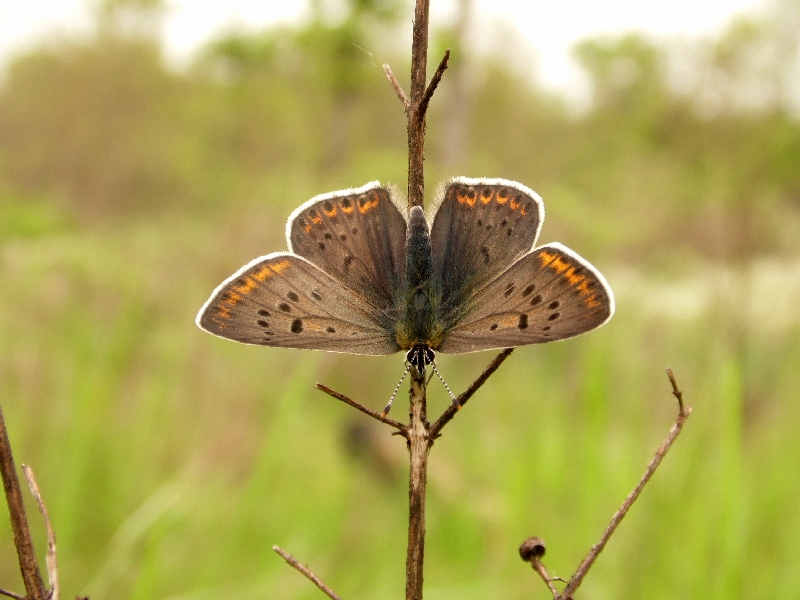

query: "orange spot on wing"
xmin=223 ymin=291 xmax=241 ymax=306
xmin=251 ymin=259 xmax=290 ymax=282
xmin=272 ymin=260 xmax=291 ymax=274
xmin=323 ymin=205 xmax=337 ymax=217
xmin=500 ymin=315 xmax=519 ymax=329
xmin=538 ymin=250 xmax=556 ymax=267
xmin=480 ymin=189 xmax=493 ymax=204
xmin=341 ymin=203 xmax=354 ymax=214
xmin=519 ymin=205 xmax=528 ymax=216
xmin=495 ymin=193 xmax=508 ymax=205
xmin=457 ymin=191 xmax=476 ymax=207
xmin=550 ymin=257 xmax=570 ymax=274
xmin=585 ymin=295 xmax=601 ymax=308
xmin=358 ymin=197 xmax=380 ymax=213
xmin=235 ymin=277 xmax=258 ymax=295
xmin=252 ymin=265 xmax=271 ymax=281
xmin=510 ymin=198 xmax=520 ymax=211
xmin=575 ymin=279 xmax=592 ymax=296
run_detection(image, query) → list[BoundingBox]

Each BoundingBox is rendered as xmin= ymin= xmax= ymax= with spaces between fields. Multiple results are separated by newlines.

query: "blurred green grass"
xmin=2 ymin=1 xmax=800 ymax=598
xmin=2 ymin=190 xmax=799 ymax=599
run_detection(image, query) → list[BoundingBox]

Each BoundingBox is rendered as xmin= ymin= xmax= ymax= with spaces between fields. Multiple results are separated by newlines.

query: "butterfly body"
xmin=197 ymin=178 xmax=614 ymax=358
xmin=396 ymin=206 xmax=445 ymax=353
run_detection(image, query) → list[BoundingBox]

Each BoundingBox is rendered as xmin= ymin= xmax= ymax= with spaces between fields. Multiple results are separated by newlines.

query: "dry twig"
xmin=273 ymin=546 xmax=343 ymax=600
xmin=0 ymin=403 xmax=48 ymax=600
xmin=316 ymin=384 xmax=408 ymax=436
xmin=523 ymin=369 xmax=692 ymax=599
xmin=383 ymin=64 xmax=410 ymax=113
xmin=22 ymin=465 xmax=59 ymax=600
xmin=430 ymin=348 xmax=514 ymax=437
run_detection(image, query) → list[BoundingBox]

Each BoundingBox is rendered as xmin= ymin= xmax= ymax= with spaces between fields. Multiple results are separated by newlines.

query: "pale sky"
xmin=0 ymin=0 xmax=766 ymax=96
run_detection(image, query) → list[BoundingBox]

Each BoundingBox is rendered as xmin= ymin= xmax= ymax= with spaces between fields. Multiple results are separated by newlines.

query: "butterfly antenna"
xmin=382 ymin=362 xmax=410 ymax=417
xmin=432 ymin=361 xmax=460 ymax=409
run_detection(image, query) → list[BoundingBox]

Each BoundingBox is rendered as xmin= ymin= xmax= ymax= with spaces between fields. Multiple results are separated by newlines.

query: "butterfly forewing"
xmin=197 ymin=253 xmax=400 ymax=355
xmin=437 ymin=243 xmax=614 ymax=353
xmin=288 ymin=183 xmax=407 ymax=312
xmin=430 ymin=178 xmax=544 ymax=325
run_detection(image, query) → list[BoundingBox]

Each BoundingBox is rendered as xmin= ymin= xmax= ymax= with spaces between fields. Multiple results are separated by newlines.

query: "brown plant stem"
xmin=0 ymin=403 xmax=48 ymax=600
xmin=273 ymin=546 xmax=343 ymax=600
xmin=401 ymin=1 xmax=437 ymax=598
xmin=419 ymin=50 xmax=450 ymax=120
xmin=22 ymin=465 xmax=59 ymax=600
xmin=383 ymin=64 xmax=410 ymax=113
xmin=552 ymin=369 xmax=692 ymax=599
xmin=316 ymin=383 xmax=408 ymax=437
xmin=405 ymin=368 xmax=431 ymax=600
xmin=407 ymin=0 xmax=431 ymax=209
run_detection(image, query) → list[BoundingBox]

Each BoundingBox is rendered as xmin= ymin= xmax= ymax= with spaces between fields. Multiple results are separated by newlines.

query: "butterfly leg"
xmin=431 ymin=361 xmax=460 ymax=409
xmin=382 ymin=362 xmax=411 ymax=418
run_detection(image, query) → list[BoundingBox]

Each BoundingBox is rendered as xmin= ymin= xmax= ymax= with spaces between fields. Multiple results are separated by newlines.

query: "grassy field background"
xmin=2 ymin=1 xmax=800 ymax=598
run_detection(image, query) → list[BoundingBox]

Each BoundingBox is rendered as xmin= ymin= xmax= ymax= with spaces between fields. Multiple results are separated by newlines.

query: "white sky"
xmin=0 ymin=0 xmax=766 ymax=96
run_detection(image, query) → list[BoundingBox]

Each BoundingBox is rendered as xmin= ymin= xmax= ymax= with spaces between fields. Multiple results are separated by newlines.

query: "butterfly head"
xmin=406 ymin=344 xmax=435 ymax=379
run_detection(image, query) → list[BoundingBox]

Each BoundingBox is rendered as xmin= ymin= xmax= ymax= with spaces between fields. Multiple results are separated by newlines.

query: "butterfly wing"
xmin=288 ymin=182 xmax=406 ymax=314
xmin=430 ymin=178 xmax=544 ymax=326
xmin=196 ymin=252 xmax=401 ymax=355
xmin=437 ymin=243 xmax=614 ymax=353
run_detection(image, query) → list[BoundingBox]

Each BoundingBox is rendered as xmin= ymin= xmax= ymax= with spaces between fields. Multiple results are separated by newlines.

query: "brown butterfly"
xmin=197 ymin=178 xmax=614 ymax=370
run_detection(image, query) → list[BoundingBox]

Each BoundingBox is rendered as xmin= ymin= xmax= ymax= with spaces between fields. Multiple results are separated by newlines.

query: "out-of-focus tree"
xmin=0 ymin=0 xmax=205 ymax=216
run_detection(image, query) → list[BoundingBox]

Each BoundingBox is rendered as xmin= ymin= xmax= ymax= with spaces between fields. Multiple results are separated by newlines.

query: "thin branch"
xmin=0 ymin=403 xmax=48 ymax=600
xmin=383 ymin=64 xmax=410 ymax=113
xmin=406 ymin=0 xmax=432 ymax=209
xmin=667 ymin=368 xmax=686 ymax=415
xmin=22 ymin=465 xmax=59 ymax=600
xmin=418 ymin=49 xmax=450 ymax=122
xmin=273 ymin=546 xmax=343 ymax=600
xmin=0 ymin=589 xmax=26 ymax=600
xmin=430 ymin=348 xmax=514 ymax=438
xmin=519 ymin=537 xmax=560 ymax=598
xmin=405 ymin=367 xmax=430 ymax=600
xmin=315 ymin=384 xmax=408 ymax=437
xmin=555 ymin=370 xmax=692 ymax=599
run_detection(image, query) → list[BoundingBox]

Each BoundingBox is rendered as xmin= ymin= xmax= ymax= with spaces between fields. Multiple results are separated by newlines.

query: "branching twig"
xmin=522 ymin=369 xmax=692 ymax=599
xmin=405 ymin=367 xmax=430 ymax=600
xmin=419 ymin=49 xmax=450 ymax=123
xmin=406 ymin=0 xmax=432 ymax=209
xmin=0 ymin=403 xmax=48 ymax=600
xmin=0 ymin=589 xmax=26 ymax=600
xmin=519 ymin=538 xmax=561 ymax=598
xmin=316 ymin=384 xmax=408 ymax=437
xmin=273 ymin=546 xmax=343 ymax=600
xmin=430 ymin=348 xmax=514 ymax=438
xmin=22 ymin=465 xmax=59 ymax=600
xmin=383 ymin=64 xmax=410 ymax=113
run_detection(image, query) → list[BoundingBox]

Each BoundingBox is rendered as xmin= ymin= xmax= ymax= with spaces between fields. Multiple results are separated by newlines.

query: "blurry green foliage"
xmin=1 ymin=1 xmax=800 ymax=599
xmin=0 ymin=0 xmax=798 ymax=260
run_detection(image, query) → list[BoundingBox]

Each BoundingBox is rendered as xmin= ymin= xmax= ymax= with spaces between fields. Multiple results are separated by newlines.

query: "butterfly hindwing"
xmin=288 ymin=182 xmax=407 ymax=312
xmin=430 ymin=178 xmax=544 ymax=325
xmin=437 ymin=243 xmax=614 ymax=353
xmin=196 ymin=253 xmax=400 ymax=355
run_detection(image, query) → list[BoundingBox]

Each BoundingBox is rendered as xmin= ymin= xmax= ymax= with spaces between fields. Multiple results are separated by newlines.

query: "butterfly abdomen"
xmin=395 ymin=206 xmax=444 ymax=350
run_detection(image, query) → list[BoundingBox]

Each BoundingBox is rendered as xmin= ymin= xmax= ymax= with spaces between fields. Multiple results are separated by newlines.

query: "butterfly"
xmin=196 ymin=178 xmax=614 ymax=374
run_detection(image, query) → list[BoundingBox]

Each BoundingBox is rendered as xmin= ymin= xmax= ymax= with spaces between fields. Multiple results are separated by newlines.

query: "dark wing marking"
xmin=197 ymin=253 xmax=401 ymax=355
xmin=437 ymin=243 xmax=614 ymax=354
xmin=430 ymin=178 xmax=544 ymax=327
xmin=288 ymin=182 xmax=406 ymax=317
